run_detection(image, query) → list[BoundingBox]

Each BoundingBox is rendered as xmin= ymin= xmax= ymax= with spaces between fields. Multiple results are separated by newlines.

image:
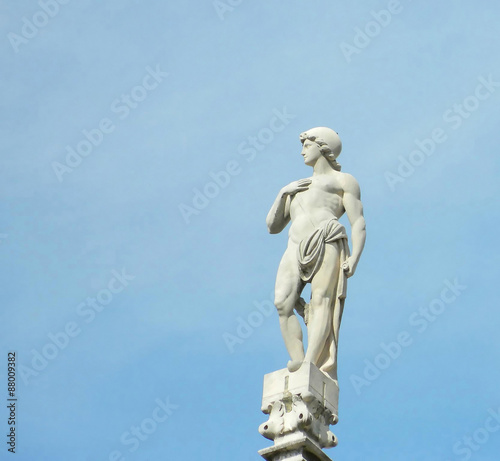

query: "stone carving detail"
xmin=259 ymin=393 xmax=337 ymax=449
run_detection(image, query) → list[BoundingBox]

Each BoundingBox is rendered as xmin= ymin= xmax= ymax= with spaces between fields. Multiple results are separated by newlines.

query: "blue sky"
xmin=1 ymin=1 xmax=500 ymax=460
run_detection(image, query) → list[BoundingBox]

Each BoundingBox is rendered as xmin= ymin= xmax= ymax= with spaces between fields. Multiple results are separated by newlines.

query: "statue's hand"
xmin=281 ymin=179 xmax=312 ymax=197
xmin=342 ymin=256 xmax=358 ymax=278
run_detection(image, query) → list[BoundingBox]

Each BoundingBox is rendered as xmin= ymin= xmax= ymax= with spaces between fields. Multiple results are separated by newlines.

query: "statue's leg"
xmin=274 ymin=243 xmax=305 ymax=366
xmin=304 ymin=243 xmax=340 ymax=369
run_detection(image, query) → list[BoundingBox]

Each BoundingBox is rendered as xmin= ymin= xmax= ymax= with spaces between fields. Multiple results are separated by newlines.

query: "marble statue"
xmin=266 ymin=127 xmax=366 ymax=383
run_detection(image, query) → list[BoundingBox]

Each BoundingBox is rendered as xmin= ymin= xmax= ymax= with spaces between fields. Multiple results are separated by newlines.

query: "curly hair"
xmin=299 ymin=132 xmax=342 ymax=171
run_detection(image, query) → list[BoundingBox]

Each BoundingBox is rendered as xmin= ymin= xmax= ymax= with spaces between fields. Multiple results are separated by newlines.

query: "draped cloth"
xmin=297 ymin=218 xmax=350 ymax=375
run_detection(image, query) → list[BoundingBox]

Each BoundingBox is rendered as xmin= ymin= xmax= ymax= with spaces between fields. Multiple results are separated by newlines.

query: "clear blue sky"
xmin=1 ymin=1 xmax=500 ymax=460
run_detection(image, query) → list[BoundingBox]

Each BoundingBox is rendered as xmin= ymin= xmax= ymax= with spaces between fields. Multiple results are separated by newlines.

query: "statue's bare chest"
xmin=307 ymin=175 xmax=343 ymax=195
xmin=290 ymin=175 xmax=344 ymax=216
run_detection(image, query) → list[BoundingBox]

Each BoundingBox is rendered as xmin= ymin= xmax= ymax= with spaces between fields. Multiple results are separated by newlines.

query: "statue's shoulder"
xmin=338 ymin=172 xmax=361 ymax=194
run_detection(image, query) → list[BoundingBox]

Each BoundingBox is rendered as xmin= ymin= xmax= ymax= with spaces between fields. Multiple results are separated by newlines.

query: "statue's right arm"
xmin=266 ymin=189 xmax=291 ymax=234
xmin=266 ymin=179 xmax=311 ymax=233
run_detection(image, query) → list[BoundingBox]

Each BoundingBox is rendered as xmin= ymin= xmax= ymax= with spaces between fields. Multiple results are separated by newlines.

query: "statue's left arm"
xmin=342 ymin=174 xmax=366 ymax=278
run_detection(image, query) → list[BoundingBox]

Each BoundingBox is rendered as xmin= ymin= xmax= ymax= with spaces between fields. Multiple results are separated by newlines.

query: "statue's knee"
xmin=274 ymin=293 xmax=293 ymax=317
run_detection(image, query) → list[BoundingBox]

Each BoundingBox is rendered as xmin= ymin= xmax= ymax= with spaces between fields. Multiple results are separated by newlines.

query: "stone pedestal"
xmin=258 ymin=363 xmax=339 ymax=461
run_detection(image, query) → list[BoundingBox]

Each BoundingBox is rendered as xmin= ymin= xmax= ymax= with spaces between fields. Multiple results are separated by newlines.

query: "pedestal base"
xmin=259 ymin=435 xmax=333 ymax=461
xmin=258 ymin=363 xmax=339 ymax=461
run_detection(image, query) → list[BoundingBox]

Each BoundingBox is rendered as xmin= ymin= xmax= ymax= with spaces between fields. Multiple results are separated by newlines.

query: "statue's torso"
xmin=289 ymin=173 xmax=345 ymax=244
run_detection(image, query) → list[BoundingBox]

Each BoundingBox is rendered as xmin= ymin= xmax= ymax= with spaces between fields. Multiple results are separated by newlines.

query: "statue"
xmin=266 ymin=127 xmax=366 ymax=384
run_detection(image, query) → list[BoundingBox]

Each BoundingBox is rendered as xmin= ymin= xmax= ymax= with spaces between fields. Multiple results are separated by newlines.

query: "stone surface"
xmin=259 ymin=435 xmax=333 ymax=461
xmin=261 ymin=362 xmax=339 ymax=417
xmin=259 ymin=363 xmax=338 ymax=459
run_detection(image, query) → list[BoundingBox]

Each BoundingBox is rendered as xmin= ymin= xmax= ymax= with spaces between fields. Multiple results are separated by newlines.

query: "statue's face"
xmin=301 ymin=139 xmax=322 ymax=166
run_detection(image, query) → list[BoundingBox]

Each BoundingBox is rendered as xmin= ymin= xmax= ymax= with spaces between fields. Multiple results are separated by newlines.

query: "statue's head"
xmin=299 ymin=127 xmax=342 ymax=171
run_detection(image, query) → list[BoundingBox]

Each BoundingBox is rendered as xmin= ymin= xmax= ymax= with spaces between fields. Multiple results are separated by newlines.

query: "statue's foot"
xmin=320 ymin=365 xmax=338 ymax=385
xmin=319 ymin=363 xmax=333 ymax=374
xmin=287 ymin=360 xmax=303 ymax=372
